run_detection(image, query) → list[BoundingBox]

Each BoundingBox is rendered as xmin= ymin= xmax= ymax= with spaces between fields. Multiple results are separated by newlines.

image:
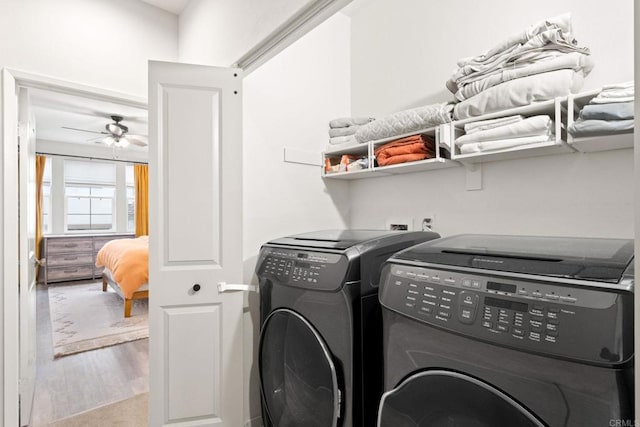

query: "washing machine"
xmin=256 ymin=229 xmax=440 ymax=427
xmin=377 ymin=234 xmax=634 ymax=427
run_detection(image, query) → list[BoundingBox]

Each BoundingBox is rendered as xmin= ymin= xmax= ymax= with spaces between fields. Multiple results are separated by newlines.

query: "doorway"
xmin=4 ymin=70 xmax=150 ymax=426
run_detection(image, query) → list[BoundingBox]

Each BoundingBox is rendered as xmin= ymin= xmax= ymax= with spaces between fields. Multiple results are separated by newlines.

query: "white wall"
xmin=178 ymin=0 xmax=309 ymax=66
xmin=0 ymin=0 xmax=178 ymax=97
xmin=346 ymin=0 xmax=634 ymax=239
xmin=241 ymin=13 xmax=351 ymax=425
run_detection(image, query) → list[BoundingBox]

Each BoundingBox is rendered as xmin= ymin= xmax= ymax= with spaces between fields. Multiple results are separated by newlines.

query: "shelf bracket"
xmin=465 ymin=163 xmax=482 ymax=191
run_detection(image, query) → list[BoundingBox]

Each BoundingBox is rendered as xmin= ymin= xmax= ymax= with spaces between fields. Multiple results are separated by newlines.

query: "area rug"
xmin=47 ymin=393 xmax=148 ymax=427
xmin=48 ymin=282 xmax=148 ymax=358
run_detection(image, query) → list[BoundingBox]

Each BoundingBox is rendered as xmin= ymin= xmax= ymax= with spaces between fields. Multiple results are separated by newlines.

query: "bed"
xmin=95 ymin=235 xmax=149 ymax=317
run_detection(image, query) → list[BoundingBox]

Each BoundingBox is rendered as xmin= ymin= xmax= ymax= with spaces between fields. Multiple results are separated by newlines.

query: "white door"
xmin=18 ymin=88 xmax=37 ymax=425
xmin=148 ymin=61 xmax=245 ymax=426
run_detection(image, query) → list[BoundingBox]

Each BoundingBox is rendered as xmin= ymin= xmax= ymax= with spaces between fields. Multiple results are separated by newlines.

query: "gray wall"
xmin=346 ymin=0 xmax=634 ymax=239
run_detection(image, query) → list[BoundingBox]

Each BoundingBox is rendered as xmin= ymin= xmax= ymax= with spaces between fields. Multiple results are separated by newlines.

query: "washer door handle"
xmin=218 ymin=282 xmax=257 ymax=293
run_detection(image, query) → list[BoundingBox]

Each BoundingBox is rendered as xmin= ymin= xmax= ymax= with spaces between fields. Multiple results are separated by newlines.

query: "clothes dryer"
xmin=256 ymin=230 xmax=440 ymax=427
xmin=377 ymin=234 xmax=634 ymax=427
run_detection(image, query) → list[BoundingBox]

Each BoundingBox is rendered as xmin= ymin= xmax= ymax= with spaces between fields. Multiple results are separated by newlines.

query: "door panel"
xmin=148 ymin=61 xmax=244 ymax=427
xmin=163 ymin=86 xmax=220 ymax=264
xmin=165 ymin=305 xmax=221 ymax=420
xmin=18 ymin=87 xmax=37 ymax=427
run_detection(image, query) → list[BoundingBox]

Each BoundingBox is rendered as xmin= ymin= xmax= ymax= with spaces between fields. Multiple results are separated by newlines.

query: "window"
xmin=64 ymin=160 xmax=116 ymax=232
xmin=42 ymin=158 xmax=52 ymax=234
xmin=126 ymin=165 xmax=135 ymax=232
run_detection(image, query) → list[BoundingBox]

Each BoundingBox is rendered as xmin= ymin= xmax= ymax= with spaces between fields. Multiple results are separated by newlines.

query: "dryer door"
xmin=378 ymin=370 xmax=545 ymax=427
xmin=259 ymin=308 xmax=340 ymax=427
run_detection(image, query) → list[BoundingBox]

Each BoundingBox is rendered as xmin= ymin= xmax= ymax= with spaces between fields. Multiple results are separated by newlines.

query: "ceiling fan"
xmin=62 ymin=115 xmax=148 ymax=148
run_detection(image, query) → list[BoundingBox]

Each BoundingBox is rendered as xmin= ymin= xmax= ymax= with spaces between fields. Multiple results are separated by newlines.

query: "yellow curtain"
xmin=35 ymin=155 xmax=46 ymax=277
xmin=134 ymin=164 xmax=149 ymax=237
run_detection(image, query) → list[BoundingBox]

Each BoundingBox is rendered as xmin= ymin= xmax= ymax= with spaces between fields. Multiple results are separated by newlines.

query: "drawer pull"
xmin=63 ymin=269 xmax=78 ymax=274
xmin=63 ymin=256 xmax=78 ymax=261
xmin=64 ymin=243 xmax=77 ymax=248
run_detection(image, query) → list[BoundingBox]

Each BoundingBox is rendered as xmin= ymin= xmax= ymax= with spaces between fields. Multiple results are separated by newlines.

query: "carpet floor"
xmin=48 ymin=281 xmax=148 ymax=358
xmin=46 ymin=393 xmax=148 ymax=426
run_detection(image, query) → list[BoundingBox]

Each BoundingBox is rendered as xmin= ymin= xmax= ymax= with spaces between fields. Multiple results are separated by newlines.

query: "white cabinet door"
xmin=148 ymin=61 xmax=244 ymax=427
xmin=18 ymin=87 xmax=37 ymax=426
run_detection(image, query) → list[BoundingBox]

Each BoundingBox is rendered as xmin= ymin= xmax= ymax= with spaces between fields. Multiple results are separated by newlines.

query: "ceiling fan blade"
xmin=62 ymin=126 xmax=107 ymax=135
xmin=125 ymin=134 xmax=148 ymax=147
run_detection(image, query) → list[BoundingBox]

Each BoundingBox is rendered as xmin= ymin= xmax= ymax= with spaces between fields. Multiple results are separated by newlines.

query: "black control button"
xmin=407 ymin=289 xmax=419 ymax=295
xmin=405 ymin=303 xmax=415 ymax=308
xmin=437 ymin=311 xmax=450 ymax=319
xmin=530 ymin=309 xmax=544 ymax=317
xmin=459 ymin=291 xmax=479 ymax=307
xmin=547 ymin=318 xmax=559 ymax=325
xmin=548 ymin=307 xmax=560 ymax=313
xmin=546 ymin=330 xmax=558 ymax=337
xmin=439 ymin=304 xmax=452 ymax=310
xmin=442 ymin=289 xmax=456 ymax=296
xmin=547 ymin=312 xmax=558 ymax=320
xmin=406 ymin=296 xmax=416 ymax=301
xmin=459 ymin=308 xmax=475 ymax=324
xmin=482 ymin=320 xmax=492 ymax=328
xmin=530 ymin=320 xmax=543 ymax=329
xmin=441 ymin=296 xmax=453 ymax=303
xmin=422 ymin=300 xmax=436 ymax=306
xmin=546 ymin=323 xmax=558 ymax=331
xmin=497 ymin=324 xmax=509 ymax=333
xmin=512 ymin=328 xmax=525 ymax=337
xmin=528 ymin=332 xmax=541 ymax=341
xmin=419 ymin=306 xmax=433 ymax=315
xmin=530 ymin=326 xmax=542 ymax=334
xmin=423 ymin=293 xmax=437 ymax=299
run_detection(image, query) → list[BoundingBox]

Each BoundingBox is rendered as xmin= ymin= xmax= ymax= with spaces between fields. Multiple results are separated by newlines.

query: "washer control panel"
xmin=257 ymin=247 xmax=347 ymax=291
xmin=380 ymin=263 xmax=633 ymax=364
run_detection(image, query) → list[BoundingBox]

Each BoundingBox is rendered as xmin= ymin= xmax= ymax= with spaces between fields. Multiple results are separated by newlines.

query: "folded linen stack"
xmin=374 ymin=134 xmax=436 ymax=166
xmin=328 ymin=117 xmax=375 ymax=148
xmin=568 ymin=82 xmax=634 ymax=137
xmin=355 ymin=103 xmax=453 ymax=144
xmin=455 ymin=115 xmax=554 ymax=154
xmin=449 ymin=13 xmax=594 ymax=120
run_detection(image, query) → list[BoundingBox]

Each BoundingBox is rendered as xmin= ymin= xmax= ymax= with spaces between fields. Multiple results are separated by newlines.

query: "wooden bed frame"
xmin=102 ymin=272 xmax=149 ymax=318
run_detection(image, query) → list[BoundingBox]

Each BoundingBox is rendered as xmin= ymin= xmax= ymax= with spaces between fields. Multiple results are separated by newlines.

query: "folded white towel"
xmin=464 ymin=115 xmax=524 ymax=135
xmin=456 ymin=115 xmax=552 ymax=146
xmin=453 ymin=69 xmax=584 ymax=120
xmin=454 ymin=52 xmax=594 ymax=101
xmin=329 ymin=117 xmax=374 ymax=128
xmin=601 ymin=81 xmax=634 ymax=90
xmin=459 ymin=134 xmax=553 ymax=154
xmin=328 ymin=126 xmax=360 ymax=137
xmin=329 ymin=135 xmax=358 ymax=145
xmin=590 ymin=96 xmax=634 ymax=104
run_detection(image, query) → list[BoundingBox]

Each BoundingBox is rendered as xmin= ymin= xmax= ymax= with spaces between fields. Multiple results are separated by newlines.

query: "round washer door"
xmin=378 ymin=370 xmax=545 ymax=427
xmin=259 ymin=308 xmax=340 ymax=427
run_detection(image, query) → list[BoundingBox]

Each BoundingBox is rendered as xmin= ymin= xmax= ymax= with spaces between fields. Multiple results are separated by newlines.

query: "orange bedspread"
xmin=95 ymin=236 xmax=149 ymax=299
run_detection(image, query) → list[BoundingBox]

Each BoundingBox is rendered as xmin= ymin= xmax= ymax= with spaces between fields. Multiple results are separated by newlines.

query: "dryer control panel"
xmin=257 ymin=247 xmax=348 ymax=291
xmin=379 ymin=263 xmax=633 ymax=365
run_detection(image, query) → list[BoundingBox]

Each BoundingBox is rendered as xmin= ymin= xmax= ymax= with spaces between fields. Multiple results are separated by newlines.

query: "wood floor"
xmin=30 ymin=281 xmax=149 ymax=426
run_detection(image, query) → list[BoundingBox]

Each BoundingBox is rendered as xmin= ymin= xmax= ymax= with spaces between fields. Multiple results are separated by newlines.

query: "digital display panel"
xmin=485 ymin=296 xmax=528 ymax=312
xmin=295 ymin=261 xmax=310 ymax=269
xmin=487 ymin=282 xmax=517 ymax=294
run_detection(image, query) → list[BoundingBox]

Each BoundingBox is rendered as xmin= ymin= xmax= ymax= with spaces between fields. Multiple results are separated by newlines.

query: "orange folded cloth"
xmin=374 ymin=135 xmax=435 ymax=166
xmin=95 ymin=236 xmax=148 ymax=299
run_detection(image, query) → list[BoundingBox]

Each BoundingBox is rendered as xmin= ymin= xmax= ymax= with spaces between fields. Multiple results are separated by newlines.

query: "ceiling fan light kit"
xmin=63 ymin=114 xmax=148 ymax=148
